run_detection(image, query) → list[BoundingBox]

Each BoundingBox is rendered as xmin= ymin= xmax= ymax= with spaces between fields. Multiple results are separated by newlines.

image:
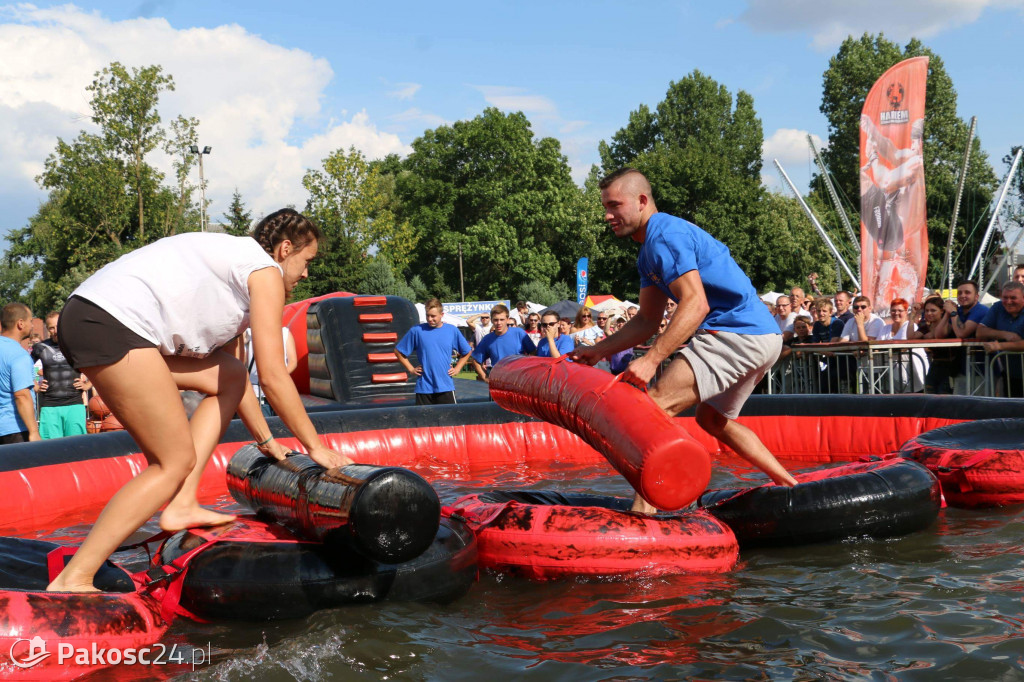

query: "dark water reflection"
xmin=50 ymin=457 xmax=1024 ymax=681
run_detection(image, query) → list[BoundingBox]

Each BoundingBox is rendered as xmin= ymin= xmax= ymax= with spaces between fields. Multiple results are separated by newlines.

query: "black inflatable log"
xmin=227 ymin=445 xmax=440 ymax=563
xmin=698 ymin=458 xmax=940 ymax=547
xmin=154 ymin=516 xmax=477 ymax=621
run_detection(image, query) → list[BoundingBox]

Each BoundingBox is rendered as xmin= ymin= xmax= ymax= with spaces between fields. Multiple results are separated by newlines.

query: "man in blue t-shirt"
xmin=470 ymin=304 xmax=537 ymax=382
xmin=395 ymin=299 xmax=472 ymax=405
xmin=977 ymin=281 xmax=1024 ymax=396
xmin=574 ymin=168 xmax=796 ymax=513
xmin=0 ymin=303 xmax=41 ymax=444
xmin=536 ymin=310 xmax=574 ymax=358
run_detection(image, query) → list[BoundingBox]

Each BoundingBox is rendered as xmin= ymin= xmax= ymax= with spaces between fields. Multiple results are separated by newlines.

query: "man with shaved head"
xmin=574 ymin=168 xmax=796 ymax=513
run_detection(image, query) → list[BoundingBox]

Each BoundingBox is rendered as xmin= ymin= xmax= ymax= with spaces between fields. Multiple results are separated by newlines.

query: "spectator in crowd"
xmin=32 ymin=311 xmax=91 ymax=438
xmin=508 ymin=317 xmax=519 ymax=327
xmin=626 ymin=306 xmax=638 ymax=320
xmin=834 ymin=291 xmax=854 ymax=323
xmin=470 ymin=304 xmax=536 ymax=382
xmin=0 ymin=303 xmax=40 ymax=444
xmin=779 ymin=315 xmax=813 ymax=362
xmin=977 ymin=281 xmax=1024 ymax=396
xmin=664 ymin=299 xmax=677 ymax=320
xmin=908 ymin=296 xmax=956 ymax=393
xmin=1013 ymin=264 xmax=1024 ymax=284
xmin=467 ymin=313 xmax=491 ymax=345
xmin=557 ymin=317 xmax=572 ymax=336
xmin=523 ymin=312 xmax=542 ymax=345
xmin=811 ymin=298 xmax=844 ymax=342
xmin=571 ymin=307 xmax=604 ymax=346
xmin=840 ymin=295 xmax=886 ymax=341
xmin=595 ymin=311 xmax=611 ymax=336
xmin=576 ymin=167 xmax=796 ymax=514
xmin=510 ymin=300 xmax=530 ymax=325
xmin=606 ymin=316 xmax=633 ymax=374
xmin=876 ymin=298 xmax=928 ymax=390
xmin=791 ymin=287 xmax=813 ymax=317
xmin=943 ymin=280 xmax=988 ymax=340
xmin=395 ymin=298 xmax=472 ymax=405
xmin=807 ymin=272 xmax=822 ymax=297
xmin=537 ymin=311 xmax=574 ymax=359
xmin=773 ymin=296 xmax=796 ymax=335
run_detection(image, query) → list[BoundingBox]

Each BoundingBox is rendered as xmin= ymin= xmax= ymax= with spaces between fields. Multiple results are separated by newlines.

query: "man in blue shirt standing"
xmin=395 ymin=298 xmax=472 ymax=405
xmin=0 ymin=303 xmax=41 ymax=444
xmin=470 ymin=304 xmax=537 ymax=382
xmin=977 ymin=281 xmax=1024 ymax=397
xmin=574 ymin=169 xmax=796 ymax=513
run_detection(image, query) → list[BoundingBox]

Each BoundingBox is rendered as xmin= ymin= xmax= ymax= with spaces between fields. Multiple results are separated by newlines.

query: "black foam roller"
xmin=226 ymin=444 xmax=440 ymax=563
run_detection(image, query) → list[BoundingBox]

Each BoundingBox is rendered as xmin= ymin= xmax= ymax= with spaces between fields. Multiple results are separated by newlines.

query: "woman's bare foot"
xmin=46 ymin=577 xmax=101 ymax=593
xmin=159 ymin=505 xmax=236 ymax=532
xmin=630 ymin=494 xmax=658 ymax=515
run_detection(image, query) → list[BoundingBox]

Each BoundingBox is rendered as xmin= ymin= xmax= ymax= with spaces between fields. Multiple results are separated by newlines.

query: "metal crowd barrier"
xmin=767 ymin=340 xmax=1023 ymax=397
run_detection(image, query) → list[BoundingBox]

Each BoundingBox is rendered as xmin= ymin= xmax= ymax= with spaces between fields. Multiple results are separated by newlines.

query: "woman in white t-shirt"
xmin=48 ymin=209 xmax=350 ymax=593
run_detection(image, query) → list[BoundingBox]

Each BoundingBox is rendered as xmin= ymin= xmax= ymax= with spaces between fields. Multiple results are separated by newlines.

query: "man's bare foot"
xmin=159 ymin=506 xmax=236 ymax=532
xmin=46 ymin=578 xmax=100 ymax=593
xmin=630 ymin=494 xmax=658 ymax=515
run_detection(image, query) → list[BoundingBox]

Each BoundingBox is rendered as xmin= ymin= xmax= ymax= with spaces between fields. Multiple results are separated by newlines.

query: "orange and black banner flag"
xmin=859 ymin=56 xmax=929 ymax=313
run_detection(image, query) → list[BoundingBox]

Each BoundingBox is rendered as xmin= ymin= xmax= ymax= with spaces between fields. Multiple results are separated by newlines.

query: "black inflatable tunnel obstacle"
xmin=154 ymin=515 xmax=478 ymax=621
xmin=698 ymin=458 xmax=941 ymax=547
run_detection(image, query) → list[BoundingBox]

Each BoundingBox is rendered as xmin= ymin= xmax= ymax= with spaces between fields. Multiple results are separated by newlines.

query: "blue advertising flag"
xmin=576 ymin=257 xmax=589 ymax=306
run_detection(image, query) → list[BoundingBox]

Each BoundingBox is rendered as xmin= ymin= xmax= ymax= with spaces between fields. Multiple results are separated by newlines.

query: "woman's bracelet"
xmin=255 ymin=436 xmax=272 ymax=447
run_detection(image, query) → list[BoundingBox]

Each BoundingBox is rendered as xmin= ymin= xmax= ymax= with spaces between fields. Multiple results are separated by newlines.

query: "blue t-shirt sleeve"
xmin=395 ymin=326 xmax=418 ymax=357
xmin=11 ymin=353 xmax=34 ymax=392
xmin=649 ymin=228 xmax=698 ymax=289
xmin=454 ymin=329 xmax=471 ymax=355
xmin=980 ymin=306 xmax=998 ymax=328
xmin=521 ymin=331 xmax=537 ymax=354
xmin=471 ymin=335 xmax=491 ymax=363
xmin=967 ymin=305 xmax=989 ymax=324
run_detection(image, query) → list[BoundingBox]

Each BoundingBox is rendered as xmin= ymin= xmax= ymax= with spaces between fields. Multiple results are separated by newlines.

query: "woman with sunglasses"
xmin=571 ymin=307 xmax=604 ymax=347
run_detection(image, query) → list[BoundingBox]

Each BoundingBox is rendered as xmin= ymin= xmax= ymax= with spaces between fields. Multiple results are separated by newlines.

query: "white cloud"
xmin=0 ymin=4 xmax=408 ymax=230
xmin=473 ymin=85 xmax=559 ymax=116
xmin=738 ymin=0 xmax=1024 ymax=49
xmin=762 ymin=128 xmax=827 ymax=192
xmin=387 ymin=82 xmax=421 ymax=100
xmin=389 ymin=107 xmax=448 ymax=130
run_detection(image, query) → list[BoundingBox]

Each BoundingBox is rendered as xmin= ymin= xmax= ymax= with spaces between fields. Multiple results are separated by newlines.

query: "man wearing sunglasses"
xmin=838 ymin=295 xmax=886 ymax=341
xmin=574 ymin=168 xmax=797 ymax=513
xmin=537 ymin=311 xmax=573 ymax=359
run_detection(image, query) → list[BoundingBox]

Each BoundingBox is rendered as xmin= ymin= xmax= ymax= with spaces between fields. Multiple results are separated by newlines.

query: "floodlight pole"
xmin=190 ymin=145 xmax=212 ymax=231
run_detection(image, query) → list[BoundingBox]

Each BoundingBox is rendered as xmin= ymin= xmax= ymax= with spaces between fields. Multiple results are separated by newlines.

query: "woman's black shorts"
xmin=58 ymin=296 xmax=157 ymax=370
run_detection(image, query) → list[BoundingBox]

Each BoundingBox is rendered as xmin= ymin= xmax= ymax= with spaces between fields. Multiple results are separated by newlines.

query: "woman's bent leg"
xmin=47 ymin=348 xmax=199 ymax=593
xmin=159 ymin=352 xmax=248 ymax=531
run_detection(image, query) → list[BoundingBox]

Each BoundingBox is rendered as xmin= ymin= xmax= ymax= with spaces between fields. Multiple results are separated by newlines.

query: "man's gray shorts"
xmin=679 ymin=331 xmax=782 ymax=420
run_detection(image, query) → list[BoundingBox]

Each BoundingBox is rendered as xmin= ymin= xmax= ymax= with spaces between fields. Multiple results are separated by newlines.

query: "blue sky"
xmin=0 ymin=0 xmax=1021 ymax=241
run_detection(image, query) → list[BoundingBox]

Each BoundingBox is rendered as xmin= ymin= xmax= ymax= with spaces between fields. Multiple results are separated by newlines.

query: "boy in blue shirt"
xmin=574 ymin=169 xmax=797 ymax=513
xmin=395 ymin=298 xmax=472 ymax=405
xmin=470 ymin=304 xmax=537 ymax=382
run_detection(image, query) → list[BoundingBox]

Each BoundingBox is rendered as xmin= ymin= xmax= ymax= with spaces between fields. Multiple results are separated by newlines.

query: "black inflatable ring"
xmin=698 ymin=458 xmax=940 ymax=547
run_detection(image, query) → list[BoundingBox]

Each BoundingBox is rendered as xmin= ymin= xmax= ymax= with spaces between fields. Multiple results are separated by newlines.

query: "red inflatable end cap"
xmin=639 ymin=441 xmax=712 ymax=511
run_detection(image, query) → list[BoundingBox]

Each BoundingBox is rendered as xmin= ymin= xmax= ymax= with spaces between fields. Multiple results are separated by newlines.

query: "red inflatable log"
xmin=488 ymin=356 xmax=711 ymax=511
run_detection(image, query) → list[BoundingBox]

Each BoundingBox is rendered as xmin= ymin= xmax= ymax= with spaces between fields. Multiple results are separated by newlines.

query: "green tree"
xmin=222 ymin=189 xmax=253 ymax=236
xmin=818 ymin=33 xmax=998 ymax=284
xmin=391 ymin=108 xmax=604 ymax=300
xmin=358 ymin=255 xmax=415 ymax=299
xmin=517 ymin=279 xmax=572 ymax=306
xmin=597 ymin=71 xmax=769 ymax=287
xmin=87 ymin=62 xmax=175 ymax=242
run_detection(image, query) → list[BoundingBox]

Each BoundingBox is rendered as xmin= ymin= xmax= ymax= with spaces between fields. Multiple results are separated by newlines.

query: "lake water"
xmin=50 ymin=456 xmax=1024 ymax=681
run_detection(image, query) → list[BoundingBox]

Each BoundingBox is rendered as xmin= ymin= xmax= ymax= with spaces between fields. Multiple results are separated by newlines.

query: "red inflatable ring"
xmin=899 ymin=418 xmax=1024 ymax=508
xmin=450 ymin=490 xmax=738 ymax=580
